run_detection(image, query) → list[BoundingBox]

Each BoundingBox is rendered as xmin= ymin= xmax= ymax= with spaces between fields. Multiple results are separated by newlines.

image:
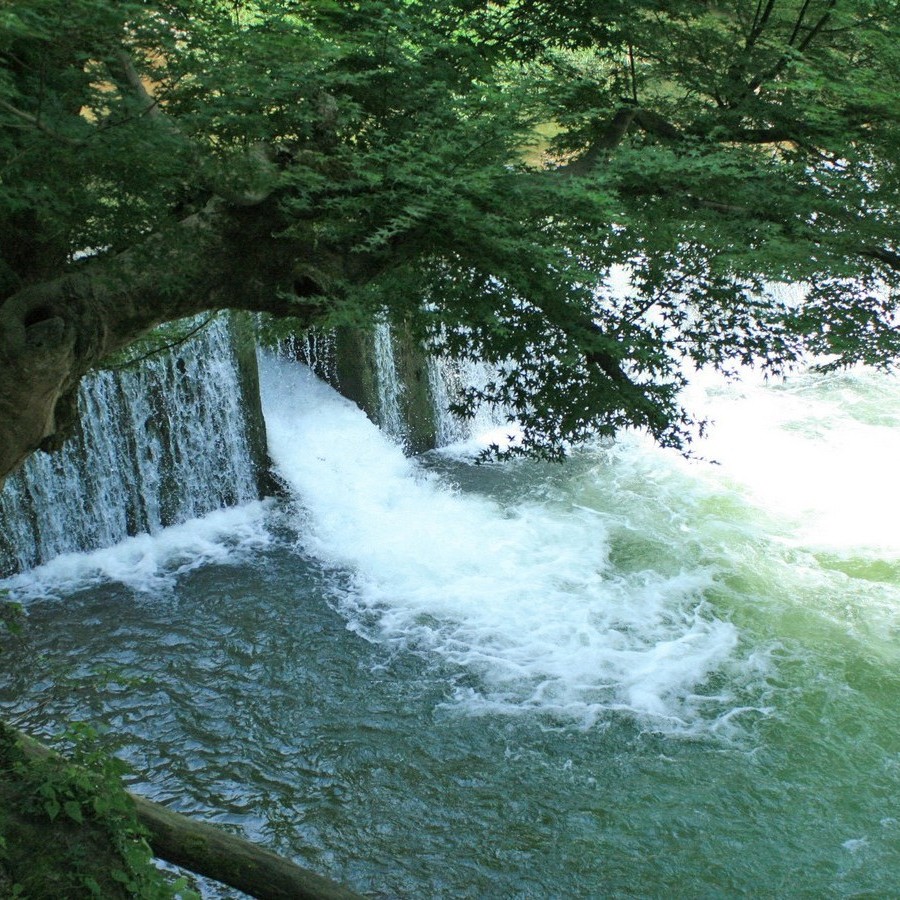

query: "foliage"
xmin=98 ymin=315 xmax=218 ymax=371
xmin=2 ymin=0 xmax=900 ymax=456
xmin=0 ymin=721 xmax=197 ymax=897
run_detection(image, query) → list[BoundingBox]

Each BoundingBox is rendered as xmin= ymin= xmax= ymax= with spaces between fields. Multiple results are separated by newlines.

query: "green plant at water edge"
xmin=0 ymin=721 xmax=198 ymax=898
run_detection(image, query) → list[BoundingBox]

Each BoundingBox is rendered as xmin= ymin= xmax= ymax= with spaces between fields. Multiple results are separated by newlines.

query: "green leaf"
xmin=82 ymin=876 xmax=103 ymax=896
xmin=63 ymin=800 xmax=84 ymax=823
xmin=43 ymin=799 xmax=61 ymax=821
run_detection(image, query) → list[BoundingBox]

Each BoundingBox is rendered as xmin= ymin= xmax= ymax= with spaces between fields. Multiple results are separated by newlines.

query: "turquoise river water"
xmin=1 ymin=357 xmax=899 ymax=897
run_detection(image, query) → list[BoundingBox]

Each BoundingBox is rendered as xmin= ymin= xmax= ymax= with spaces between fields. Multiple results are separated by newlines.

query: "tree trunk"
xmin=0 ymin=197 xmax=326 ymax=485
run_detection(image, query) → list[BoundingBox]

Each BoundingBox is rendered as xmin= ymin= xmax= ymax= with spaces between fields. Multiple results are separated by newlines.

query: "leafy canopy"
xmin=2 ymin=0 xmax=899 ymax=456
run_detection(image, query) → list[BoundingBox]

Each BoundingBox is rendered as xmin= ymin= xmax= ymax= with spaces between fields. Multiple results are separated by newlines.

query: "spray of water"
xmin=7 ymin=338 xmax=898 ymax=736
xmin=2 ymin=503 xmax=272 ymax=600
xmin=260 ymin=357 xmax=749 ymax=732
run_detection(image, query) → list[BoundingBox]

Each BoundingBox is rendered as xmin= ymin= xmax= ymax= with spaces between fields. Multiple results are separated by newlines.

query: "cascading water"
xmin=371 ymin=320 xmax=408 ymax=443
xmin=278 ymin=319 xmax=506 ymax=451
xmin=279 ymin=326 xmax=339 ymax=386
xmin=261 ymin=357 xmax=741 ymax=728
xmin=428 ymin=352 xmax=511 ymax=447
xmin=1 ymin=345 xmax=899 ymax=897
xmin=279 ymin=322 xmax=415 ymax=447
xmin=0 ymin=315 xmax=262 ymax=576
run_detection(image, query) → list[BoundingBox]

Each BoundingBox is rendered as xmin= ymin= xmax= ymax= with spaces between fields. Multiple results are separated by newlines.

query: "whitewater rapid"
xmin=6 ymin=354 xmax=898 ymax=734
xmin=4 ymin=351 xmax=899 ymax=899
xmin=260 ymin=358 xmax=753 ymax=731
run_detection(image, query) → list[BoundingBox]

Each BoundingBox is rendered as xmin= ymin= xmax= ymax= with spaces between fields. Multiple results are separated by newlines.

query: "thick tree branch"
xmin=748 ymin=0 xmax=837 ymax=92
xmin=556 ymin=106 xmax=687 ymax=176
xmin=747 ymin=0 xmax=778 ymax=52
xmin=726 ymin=126 xmax=799 ymax=143
xmin=788 ymin=0 xmax=815 ymax=46
xmin=556 ymin=107 xmax=639 ymax=176
xmin=860 ymin=246 xmax=900 ymax=272
xmin=796 ymin=0 xmax=838 ymax=52
xmin=109 ymin=49 xmax=278 ymax=206
xmin=0 ymin=175 xmax=408 ymax=484
xmin=113 ymin=50 xmax=171 ymax=125
xmin=557 ymin=102 xmax=800 ymax=180
xmin=0 ymin=198 xmax=328 ymax=483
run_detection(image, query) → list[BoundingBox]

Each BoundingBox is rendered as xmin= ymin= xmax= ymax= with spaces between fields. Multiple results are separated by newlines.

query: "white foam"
xmin=2 ymin=502 xmax=273 ymax=600
xmin=841 ymin=838 xmax=869 ymax=853
xmin=435 ymin=423 xmax=525 ymax=458
xmin=681 ymin=366 xmax=900 ymax=556
xmin=261 ymin=357 xmax=742 ymax=730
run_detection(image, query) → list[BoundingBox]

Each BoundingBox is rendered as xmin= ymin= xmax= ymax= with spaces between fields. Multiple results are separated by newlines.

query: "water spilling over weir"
xmin=1 ymin=317 xmax=899 ymax=897
xmin=0 ymin=315 xmax=500 ymax=575
xmin=0 ymin=315 xmax=267 ymax=575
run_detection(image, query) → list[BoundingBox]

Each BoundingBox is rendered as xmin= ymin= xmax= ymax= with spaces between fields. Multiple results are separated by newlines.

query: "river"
xmin=1 ymin=355 xmax=898 ymax=897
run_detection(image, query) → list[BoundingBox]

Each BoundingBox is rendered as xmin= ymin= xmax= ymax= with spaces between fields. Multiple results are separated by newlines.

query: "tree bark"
xmin=0 ymin=196 xmax=328 ymax=485
xmin=135 ymin=795 xmax=363 ymax=900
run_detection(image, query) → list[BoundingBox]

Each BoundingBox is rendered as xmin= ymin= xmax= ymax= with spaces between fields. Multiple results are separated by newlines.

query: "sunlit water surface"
xmin=1 ymin=359 xmax=899 ymax=897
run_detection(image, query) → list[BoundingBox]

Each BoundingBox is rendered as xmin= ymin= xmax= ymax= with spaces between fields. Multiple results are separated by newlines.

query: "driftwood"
xmin=133 ymin=794 xmax=363 ymax=900
xmin=11 ymin=727 xmax=365 ymax=900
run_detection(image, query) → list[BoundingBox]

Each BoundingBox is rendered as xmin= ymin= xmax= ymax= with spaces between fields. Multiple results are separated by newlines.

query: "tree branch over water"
xmin=4 ymin=725 xmax=363 ymax=900
xmin=1 ymin=0 xmax=899 ymax=479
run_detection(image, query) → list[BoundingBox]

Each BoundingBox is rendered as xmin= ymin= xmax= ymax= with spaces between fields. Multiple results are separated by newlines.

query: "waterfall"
xmin=274 ymin=313 xmax=509 ymax=453
xmin=280 ymin=327 xmax=338 ymax=386
xmin=427 ymin=354 xmax=508 ymax=448
xmin=0 ymin=315 xmax=264 ymax=576
xmin=281 ymin=322 xmax=427 ymax=451
xmin=371 ymin=321 xmax=408 ymax=443
xmin=0 ymin=308 xmax=510 ymax=578
xmin=335 ymin=321 xmax=508 ymax=451
xmin=5 ymin=351 xmax=900 ymax=900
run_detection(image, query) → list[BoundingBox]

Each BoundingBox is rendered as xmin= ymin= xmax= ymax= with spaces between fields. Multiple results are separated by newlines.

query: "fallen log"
xmin=133 ymin=794 xmax=363 ymax=900
xmin=8 ymin=726 xmax=365 ymax=900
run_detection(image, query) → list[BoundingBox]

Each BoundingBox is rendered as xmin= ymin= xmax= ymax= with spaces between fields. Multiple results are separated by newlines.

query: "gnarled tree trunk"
xmin=0 ymin=196 xmax=329 ymax=484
